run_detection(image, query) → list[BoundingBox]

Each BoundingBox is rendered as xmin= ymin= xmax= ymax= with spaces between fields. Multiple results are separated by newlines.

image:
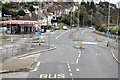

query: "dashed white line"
xmin=69 ymin=69 xmax=71 ymax=72
xmin=68 ymin=65 xmax=70 ymax=68
xmin=76 ymin=59 xmax=79 ymax=63
xmin=70 ymin=73 xmax=73 ymax=76
xmin=78 ymin=54 xmax=81 ymax=57
xmin=79 ymin=50 xmax=81 ymax=53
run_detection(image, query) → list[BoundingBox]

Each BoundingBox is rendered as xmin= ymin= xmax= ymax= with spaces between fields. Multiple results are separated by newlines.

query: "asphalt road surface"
xmin=27 ymin=28 xmax=118 ymax=78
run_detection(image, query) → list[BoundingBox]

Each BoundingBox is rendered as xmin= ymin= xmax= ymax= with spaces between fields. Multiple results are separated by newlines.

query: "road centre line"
xmin=78 ymin=54 xmax=81 ymax=57
xmin=56 ymin=30 xmax=69 ymax=39
xmin=69 ymin=69 xmax=72 ymax=72
xmin=76 ymin=59 xmax=79 ymax=63
xmin=68 ymin=65 xmax=70 ymax=69
xmin=79 ymin=50 xmax=81 ymax=53
xmin=70 ymin=73 xmax=73 ymax=76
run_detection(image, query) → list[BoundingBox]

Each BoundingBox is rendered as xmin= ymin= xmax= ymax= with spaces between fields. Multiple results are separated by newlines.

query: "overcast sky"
xmin=74 ymin=0 xmax=120 ymax=4
xmin=1 ymin=0 xmax=120 ymax=5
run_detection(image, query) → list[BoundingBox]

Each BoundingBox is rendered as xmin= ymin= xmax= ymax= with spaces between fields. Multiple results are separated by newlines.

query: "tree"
xmin=2 ymin=5 xmax=11 ymax=16
xmin=90 ymin=1 xmax=96 ymax=12
xmin=29 ymin=5 xmax=35 ymax=13
xmin=3 ymin=2 xmax=12 ymax=8
xmin=17 ymin=9 xmax=25 ymax=16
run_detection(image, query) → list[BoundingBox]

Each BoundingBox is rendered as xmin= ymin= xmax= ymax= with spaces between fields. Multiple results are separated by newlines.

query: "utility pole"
xmin=70 ymin=6 xmax=73 ymax=35
xmin=117 ymin=1 xmax=120 ymax=27
xmin=47 ymin=0 xmax=50 ymax=49
xmin=77 ymin=2 xmax=80 ymax=31
xmin=108 ymin=0 xmax=110 ymax=28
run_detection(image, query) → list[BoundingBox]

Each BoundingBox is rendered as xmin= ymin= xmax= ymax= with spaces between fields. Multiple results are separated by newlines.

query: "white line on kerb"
xmin=76 ymin=59 xmax=79 ymax=63
xmin=56 ymin=30 xmax=69 ymax=39
xmin=78 ymin=54 xmax=81 ymax=57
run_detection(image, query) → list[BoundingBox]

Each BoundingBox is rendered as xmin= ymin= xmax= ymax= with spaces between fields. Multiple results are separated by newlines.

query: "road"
xmin=27 ymin=28 xmax=118 ymax=78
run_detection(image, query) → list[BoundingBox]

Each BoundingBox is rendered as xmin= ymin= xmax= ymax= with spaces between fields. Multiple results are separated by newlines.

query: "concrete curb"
xmin=109 ymin=48 xmax=120 ymax=64
xmin=17 ymin=46 xmax=56 ymax=58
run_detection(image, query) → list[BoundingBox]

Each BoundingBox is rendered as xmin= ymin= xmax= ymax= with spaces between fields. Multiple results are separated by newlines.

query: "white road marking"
xmin=82 ymin=42 xmax=98 ymax=45
xmin=96 ymin=53 xmax=101 ymax=56
xmin=67 ymin=63 xmax=70 ymax=66
xmin=40 ymin=74 xmax=65 ymax=78
xmin=82 ymin=30 xmax=86 ymax=34
xmin=56 ymin=30 xmax=69 ymax=39
xmin=69 ymin=69 xmax=71 ymax=72
xmin=70 ymin=73 xmax=73 ymax=76
xmin=78 ymin=54 xmax=81 ymax=57
xmin=76 ymin=69 xmax=79 ymax=72
xmin=30 ymin=62 xmax=40 ymax=72
xmin=76 ymin=59 xmax=79 ymax=63
xmin=68 ymin=65 xmax=70 ymax=68
xmin=75 ymin=42 xmax=77 ymax=44
xmin=79 ymin=50 xmax=81 ymax=53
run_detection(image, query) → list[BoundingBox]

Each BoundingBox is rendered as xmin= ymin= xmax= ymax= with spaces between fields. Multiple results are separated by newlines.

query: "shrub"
xmin=95 ymin=25 xmax=100 ymax=30
xmin=110 ymin=28 xmax=118 ymax=35
xmin=98 ymin=25 xmax=107 ymax=32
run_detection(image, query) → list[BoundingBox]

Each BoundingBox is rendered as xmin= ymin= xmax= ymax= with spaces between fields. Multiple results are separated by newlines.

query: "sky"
xmin=1 ymin=0 xmax=120 ymax=4
xmin=74 ymin=0 xmax=120 ymax=4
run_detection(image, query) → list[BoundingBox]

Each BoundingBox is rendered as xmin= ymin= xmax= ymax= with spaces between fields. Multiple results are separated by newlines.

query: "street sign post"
xmin=106 ymin=31 xmax=110 ymax=36
xmin=38 ymin=31 xmax=42 ymax=37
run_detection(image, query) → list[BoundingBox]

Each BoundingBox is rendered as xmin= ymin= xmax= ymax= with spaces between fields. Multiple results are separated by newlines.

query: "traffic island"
xmin=0 ymin=58 xmax=38 ymax=74
xmin=73 ymin=42 xmax=85 ymax=50
xmin=68 ymin=34 xmax=82 ymax=41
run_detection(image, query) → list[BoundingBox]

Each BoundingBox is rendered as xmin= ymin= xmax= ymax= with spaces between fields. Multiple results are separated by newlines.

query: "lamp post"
xmin=108 ymin=0 xmax=110 ymax=28
xmin=117 ymin=1 xmax=120 ymax=28
xmin=77 ymin=2 xmax=79 ymax=31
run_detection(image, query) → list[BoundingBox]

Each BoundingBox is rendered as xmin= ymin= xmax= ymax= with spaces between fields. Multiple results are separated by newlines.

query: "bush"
xmin=98 ymin=25 xmax=107 ymax=32
xmin=110 ymin=28 xmax=118 ymax=35
xmin=95 ymin=25 xmax=100 ymax=30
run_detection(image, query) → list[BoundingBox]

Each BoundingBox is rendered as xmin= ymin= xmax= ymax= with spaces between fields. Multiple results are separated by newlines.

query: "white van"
xmin=63 ymin=26 xmax=67 ymax=30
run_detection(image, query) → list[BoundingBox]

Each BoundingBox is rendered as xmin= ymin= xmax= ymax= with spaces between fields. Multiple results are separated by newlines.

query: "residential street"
xmin=27 ymin=28 xmax=118 ymax=78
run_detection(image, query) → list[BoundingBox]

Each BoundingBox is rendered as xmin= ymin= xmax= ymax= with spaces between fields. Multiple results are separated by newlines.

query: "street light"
xmin=77 ymin=2 xmax=79 ymax=31
xmin=117 ymin=1 xmax=120 ymax=28
xmin=108 ymin=0 xmax=110 ymax=28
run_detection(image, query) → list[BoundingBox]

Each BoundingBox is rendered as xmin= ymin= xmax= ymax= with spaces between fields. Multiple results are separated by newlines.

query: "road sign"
xmin=106 ymin=31 xmax=110 ymax=36
xmin=38 ymin=31 xmax=42 ymax=37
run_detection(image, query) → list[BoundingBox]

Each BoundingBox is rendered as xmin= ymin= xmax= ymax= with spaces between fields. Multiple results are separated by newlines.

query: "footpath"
xmin=0 ymin=33 xmax=56 ymax=74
